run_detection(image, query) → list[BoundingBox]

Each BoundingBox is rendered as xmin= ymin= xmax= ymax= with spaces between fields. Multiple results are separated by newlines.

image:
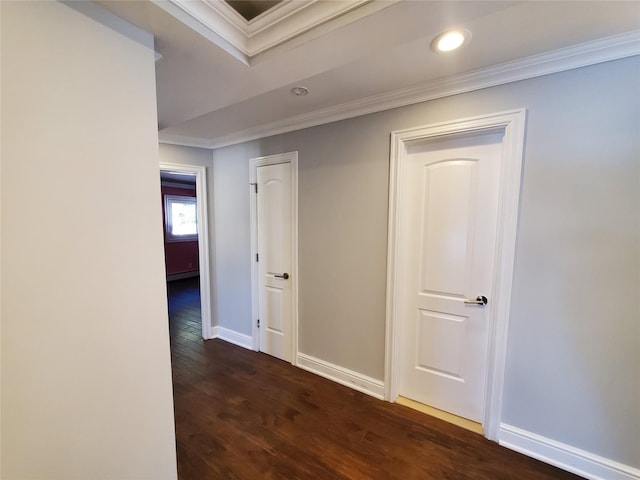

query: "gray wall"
xmin=211 ymin=56 xmax=639 ymax=467
xmin=212 ymin=143 xmax=260 ymax=334
xmin=1 ymin=2 xmax=177 ymax=478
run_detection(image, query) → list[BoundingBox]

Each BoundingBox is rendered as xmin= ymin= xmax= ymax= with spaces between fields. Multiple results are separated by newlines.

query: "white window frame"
xmin=164 ymin=194 xmax=198 ymax=242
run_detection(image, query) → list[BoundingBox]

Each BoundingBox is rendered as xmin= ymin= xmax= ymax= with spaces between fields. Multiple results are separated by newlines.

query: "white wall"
xmin=209 ymin=57 xmax=639 ymax=470
xmin=1 ymin=2 xmax=177 ymax=478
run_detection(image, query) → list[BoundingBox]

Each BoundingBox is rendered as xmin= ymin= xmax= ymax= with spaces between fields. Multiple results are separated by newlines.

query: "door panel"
xmin=416 ymin=309 xmax=467 ymax=381
xmin=419 ymin=159 xmax=477 ymax=296
xmin=257 ymin=162 xmax=292 ymax=362
xmin=265 ymin=286 xmax=284 ymax=333
xmin=398 ymin=132 xmax=502 ymax=422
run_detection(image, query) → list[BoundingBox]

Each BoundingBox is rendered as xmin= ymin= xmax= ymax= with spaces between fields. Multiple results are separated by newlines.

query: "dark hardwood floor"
xmin=167 ymin=278 xmax=583 ymax=480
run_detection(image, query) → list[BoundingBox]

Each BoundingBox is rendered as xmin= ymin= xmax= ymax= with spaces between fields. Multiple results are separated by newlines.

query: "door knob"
xmin=464 ymin=295 xmax=488 ymax=305
xmin=274 ymin=273 xmax=289 ymax=280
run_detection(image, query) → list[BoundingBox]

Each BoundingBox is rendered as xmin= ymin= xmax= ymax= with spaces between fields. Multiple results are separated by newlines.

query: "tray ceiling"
xmin=225 ymin=0 xmax=283 ymax=21
xmin=96 ymin=0 xmax=640 ymax=148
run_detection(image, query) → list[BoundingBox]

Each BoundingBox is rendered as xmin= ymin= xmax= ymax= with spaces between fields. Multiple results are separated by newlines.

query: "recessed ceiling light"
xmin=290 ymin=86 xmax=309 ymax=96
xmin=431 ymin=29 xmax=471 ymax=53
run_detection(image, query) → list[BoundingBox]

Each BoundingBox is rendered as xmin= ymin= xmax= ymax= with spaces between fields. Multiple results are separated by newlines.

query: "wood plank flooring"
xmin=168 ymin=278 xmax=583 ymax=480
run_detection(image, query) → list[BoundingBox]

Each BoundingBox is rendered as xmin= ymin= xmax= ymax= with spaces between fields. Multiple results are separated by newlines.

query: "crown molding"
xmin=159 ymin=30 xmax=640 ymax=150
xmin=159 ymin=134 xmax=215 ymax=149
xmin=248 ymin=0 xmax=318 ymax=35
xmin=153 ymin=0 xmax=249 ymax=64
xmin=245 ymin=0 xmax=369 ymax=56
xmin=154 ymin=0 xmax=384 ymax=63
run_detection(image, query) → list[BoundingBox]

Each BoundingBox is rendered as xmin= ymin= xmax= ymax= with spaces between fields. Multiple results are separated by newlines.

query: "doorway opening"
xmin=160 ymin=163 xmax=212 ymax=340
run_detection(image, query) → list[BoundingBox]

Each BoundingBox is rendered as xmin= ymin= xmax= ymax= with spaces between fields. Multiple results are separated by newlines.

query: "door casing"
xmin=249 ymin=152 xmax=299 ymax=363
xmin=159 ymin=162 xmax=213 ymax=341
xmin=385 ymin=109 xmax=527 ymax=441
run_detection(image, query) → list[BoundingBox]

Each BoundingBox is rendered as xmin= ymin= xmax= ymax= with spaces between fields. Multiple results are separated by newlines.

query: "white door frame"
xmin=385 ymin=109 xmax=527 ymax=441
xmin=249 ymin=152 xmax=299 ymax=363
xmin=160 ymin=162 xmax=213 ymax=341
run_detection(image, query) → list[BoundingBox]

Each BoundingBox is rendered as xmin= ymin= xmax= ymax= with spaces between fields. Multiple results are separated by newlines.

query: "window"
xmin=165 ymin=195 xmax=197 ymax=242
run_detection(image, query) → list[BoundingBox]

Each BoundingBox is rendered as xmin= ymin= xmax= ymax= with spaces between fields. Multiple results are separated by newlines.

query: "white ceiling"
xmin=98 ymin=0 xmax=640 ymax=148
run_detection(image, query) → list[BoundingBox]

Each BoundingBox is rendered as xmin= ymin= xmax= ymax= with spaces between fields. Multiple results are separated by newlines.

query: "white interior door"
xmin=397 ymin=131 xmax=503 ymax=423
xmin=257 ymin=162 xmax=293 ymax=362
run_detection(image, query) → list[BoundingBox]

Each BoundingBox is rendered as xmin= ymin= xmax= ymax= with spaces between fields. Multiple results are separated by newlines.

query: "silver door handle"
xmin=274 ymin=273 xmax=289 ymax=280
xmin=464 ymin=295 xmax=488 ymax=305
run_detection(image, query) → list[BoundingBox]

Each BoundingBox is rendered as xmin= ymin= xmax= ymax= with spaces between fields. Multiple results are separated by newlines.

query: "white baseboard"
xmin=500 ymin=424 xmax=640 ymax=480
xmin=296 ymin=352 xmax=385 ymax=400
xmin=206 ymin=326 xmax=218 ymax=340
xmin=210 ymin=326 xmax=253 ymax=350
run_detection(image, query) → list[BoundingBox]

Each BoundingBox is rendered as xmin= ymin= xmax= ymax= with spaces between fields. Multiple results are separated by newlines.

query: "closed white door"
xmin=257 ymin=162 xmax=293 ymax=362
xmin=397 ymin=132 xmax=503 ymax=422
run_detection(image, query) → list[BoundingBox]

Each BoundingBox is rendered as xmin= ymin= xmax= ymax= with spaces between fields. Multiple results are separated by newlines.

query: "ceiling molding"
xmin=159 ymin=135 xmax=215 ymax=149
xmin=155 ymin=0 xmax=384 ymax=63
xmin=247 ymin=1 xmax=318 ymax=35
xmin=153 ymin=0 xmax=249 ymax=64
xmin=244 ymin=0 xmax=369 ymax=55
xmin=203 ymin=0 xmax=249 ymax=35
xmin=159 ymin=30 xmax=640 ymax=150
